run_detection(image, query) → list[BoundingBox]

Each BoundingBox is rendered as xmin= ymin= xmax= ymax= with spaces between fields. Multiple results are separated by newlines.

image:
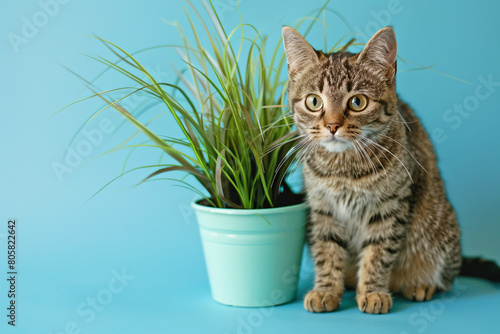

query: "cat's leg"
xmin=391 ymin=248 xmax=441 ymax=302
xmin=392 ymin=251 xmax=443 ymax=302
xmin=356 ymin=212 xmax=407 ymax=314
xmin=304 ymin=208 xmax=347 ymax=313
xmin=392 ymin=219 xmax=461 ymax=302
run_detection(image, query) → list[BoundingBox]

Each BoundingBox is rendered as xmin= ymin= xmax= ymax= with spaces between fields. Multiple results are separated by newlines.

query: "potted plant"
xmin=63 ymin=0 xmax=342 ymax=307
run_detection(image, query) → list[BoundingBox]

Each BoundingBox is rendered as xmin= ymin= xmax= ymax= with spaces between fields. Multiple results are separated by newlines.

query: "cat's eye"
xmin=305 ymin=94 xmax=323 ymax=112
xmin=348 ymin=94 xmax=368 ymax=112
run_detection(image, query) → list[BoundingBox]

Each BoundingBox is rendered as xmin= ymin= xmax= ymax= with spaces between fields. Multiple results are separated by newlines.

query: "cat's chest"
xmin=322 ymin=186 xmax=370 ymax=222
xmin=322 ymin=186 xmax=374 ymax=249
xmin=306 ymin=175 xmax=381 ymax=248
xmin=306 ymin=174 xmax=374 ymax=220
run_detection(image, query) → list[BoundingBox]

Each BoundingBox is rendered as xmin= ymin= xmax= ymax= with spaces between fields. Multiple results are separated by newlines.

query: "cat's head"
xmin=283 ymin=26 xmax=398 ymax=153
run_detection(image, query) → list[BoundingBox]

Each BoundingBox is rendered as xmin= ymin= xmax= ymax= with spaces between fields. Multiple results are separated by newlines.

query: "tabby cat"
xmin=282 ymin=26 xmax=500 ymax=314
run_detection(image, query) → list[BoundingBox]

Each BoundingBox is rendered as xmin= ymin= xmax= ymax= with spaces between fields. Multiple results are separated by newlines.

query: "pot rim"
xmin=191 ymin=198 xmax=307 ymax=216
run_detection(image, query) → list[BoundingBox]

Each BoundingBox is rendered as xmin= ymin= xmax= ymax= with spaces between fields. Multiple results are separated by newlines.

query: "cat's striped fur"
xmin=282 ymin=26 xmax=462 ymax=314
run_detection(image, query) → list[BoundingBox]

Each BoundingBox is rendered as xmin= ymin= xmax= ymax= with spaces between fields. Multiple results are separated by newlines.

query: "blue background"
xmin=1 ymin=0 xmax=499 ymax=333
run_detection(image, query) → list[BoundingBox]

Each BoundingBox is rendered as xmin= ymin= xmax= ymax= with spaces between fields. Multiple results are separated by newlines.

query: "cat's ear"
xmin=357 ymin=27 xmax=397 ymax=78
xmin=282 ymin=26 xmax=319 ymax=76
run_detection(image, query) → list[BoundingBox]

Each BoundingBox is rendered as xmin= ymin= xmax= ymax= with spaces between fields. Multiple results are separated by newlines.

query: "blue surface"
xmin=1 ymin=0 xmax=499 ymax=333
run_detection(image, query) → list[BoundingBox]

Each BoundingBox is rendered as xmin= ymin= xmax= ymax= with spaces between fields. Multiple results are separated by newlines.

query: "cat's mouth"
xmin=319 ymin=134 xmax=353 ymax=153
xmin=324 ymin=134 xmax=345 ymax=142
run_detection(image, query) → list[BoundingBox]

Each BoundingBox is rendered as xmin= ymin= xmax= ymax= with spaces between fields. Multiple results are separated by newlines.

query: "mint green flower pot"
xmin=192 ymin=200 xmax=308 ymax=307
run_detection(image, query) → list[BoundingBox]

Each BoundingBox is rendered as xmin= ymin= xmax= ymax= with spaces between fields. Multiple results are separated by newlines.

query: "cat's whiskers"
xmin=272 ymin=136 xmax=312 ymax=187
xmin=357 ymin=139 xmax=379 ymax=177
xmin=298 ymin=140 xmax=319 ymax=169
xmin=262 ymin=123 xmax=296 ymax=129
xmin=278 ymin=138 xmax=317 ymax=187
xmin=392 ymin=119 xmax=418 ymax=124
xmin=359 ymin=135 xmax=395 ymax=191
xmin=272 ymin=111 xmax=294 ymax=123
xmin=262 ymin=133 xmax=308 ymax=157
xmin=360 ymin=135 xmax=414 ymax=183
xmin=276 ymin=137 xmax=309 ymax=170
xmin=290 ymin=140 xmax=311 ymax=170
xmin=258 ymin=113 xmax=294 ymax=137
xmin=351 ymin=140 xmax=365 ymax=167
xmin=360 ymin=133 xmax=393 ymax=165
xmin=397 ymin=110 xmax=412 ymax=132
xmin=298 ymin=138 xmax=318 ymax=167
xmin=358 ymin=136 xmax=392 ymax=190
xmin=352 ymin=140 xmax=373 ymax=174
xmin=378 ymin=134 xmax=428 ymax=174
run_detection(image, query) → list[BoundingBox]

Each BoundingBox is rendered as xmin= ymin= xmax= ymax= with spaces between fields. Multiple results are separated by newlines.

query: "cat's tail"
xmin=460 ymin=257 xmax=500 ymax=282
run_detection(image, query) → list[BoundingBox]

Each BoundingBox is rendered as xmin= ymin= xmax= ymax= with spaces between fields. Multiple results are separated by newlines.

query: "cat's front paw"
xmin=356 ymin=292 xmax=393 ymax=314
xmin=304 ymin=290 xmax=342 ymax=313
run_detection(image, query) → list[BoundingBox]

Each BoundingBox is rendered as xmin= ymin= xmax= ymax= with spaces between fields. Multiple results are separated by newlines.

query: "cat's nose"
xmin=326 ymin=123 xmax=341 ymax=134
